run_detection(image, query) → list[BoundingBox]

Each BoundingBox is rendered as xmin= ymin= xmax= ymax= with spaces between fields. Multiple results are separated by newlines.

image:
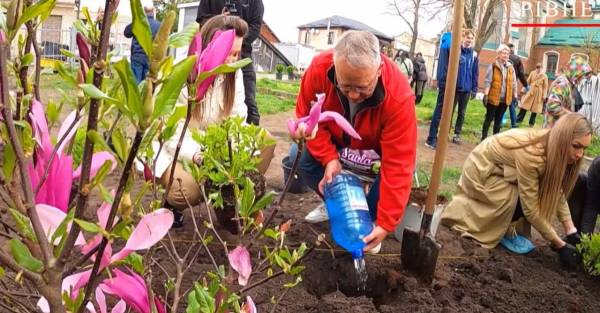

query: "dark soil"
xmin=151 ymin=185 xmax=600 ymax=313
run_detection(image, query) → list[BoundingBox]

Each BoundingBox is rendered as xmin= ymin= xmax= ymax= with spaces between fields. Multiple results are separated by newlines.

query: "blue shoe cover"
xmin=500 ymin=234 xmax=535 ymax=254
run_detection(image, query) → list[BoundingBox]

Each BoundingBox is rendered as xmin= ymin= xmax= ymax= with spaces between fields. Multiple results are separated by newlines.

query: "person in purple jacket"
xmin=426 ymin=28 xmax=479 ymax=148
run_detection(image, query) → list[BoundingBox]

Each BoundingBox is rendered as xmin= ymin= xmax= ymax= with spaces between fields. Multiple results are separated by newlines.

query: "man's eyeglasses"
xmin=336 ymin=70 xmax=380 ymax=95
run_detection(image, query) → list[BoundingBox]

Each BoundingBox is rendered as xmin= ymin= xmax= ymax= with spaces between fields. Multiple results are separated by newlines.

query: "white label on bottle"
xmin=349 ymin=188 xmax=369 ymax=212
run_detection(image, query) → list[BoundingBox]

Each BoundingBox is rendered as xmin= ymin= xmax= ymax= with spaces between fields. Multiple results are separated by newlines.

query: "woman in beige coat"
xmin=517 ymin=63 xmax=548 ymax=127
xmin=442 ymin=113 xmax=592 ymax=268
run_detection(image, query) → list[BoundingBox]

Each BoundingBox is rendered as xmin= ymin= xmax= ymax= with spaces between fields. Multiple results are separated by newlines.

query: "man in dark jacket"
xmin=197 ymin=0 xmax=264 ymax=125
xmin=425 ymin=29 xmax=479 ymax=148
xmin=124 ymin=7 xmax=161 ymax=83
xmin=506 ymin=43 xmax=529 ymax=128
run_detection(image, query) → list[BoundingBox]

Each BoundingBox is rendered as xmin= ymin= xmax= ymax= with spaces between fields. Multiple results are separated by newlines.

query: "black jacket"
xmin=509 ymin=53 xmax=528 ymax=88
xmin=124 ymin=15 xmax=161 ymax=61
xmin=412 ymin=56 xmax=428 ymax=82
xmin=196 ymin=0 xmax=264 ymax=57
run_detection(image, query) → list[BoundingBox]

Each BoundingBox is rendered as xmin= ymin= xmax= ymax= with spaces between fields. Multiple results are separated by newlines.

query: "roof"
xmin=297 ymin=15 xmax=393 ymax=41
xmin=538 ymin=19 xmax=600 ymax=46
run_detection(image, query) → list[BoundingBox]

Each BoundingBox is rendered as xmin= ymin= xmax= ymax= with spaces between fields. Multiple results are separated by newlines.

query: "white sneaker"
xmin=365 ymin=242 xmax=382 ymax=254
xmin=304 ymin=203 xmax=329 ymax=223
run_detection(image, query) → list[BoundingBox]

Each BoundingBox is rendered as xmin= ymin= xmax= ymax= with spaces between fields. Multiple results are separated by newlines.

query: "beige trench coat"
xmin=441 ymin=128 xmax=571 ymax=248
xmin=519 ymin=70 xmax=548 ymax=114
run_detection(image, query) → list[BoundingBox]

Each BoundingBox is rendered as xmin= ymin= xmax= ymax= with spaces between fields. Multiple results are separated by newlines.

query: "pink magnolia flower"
xmin=228 ymin=245 xmax=252 ymax=286
xmin=0 ymin=30 xmax=6 ymax=44
xmin=28 ymin=99 xmax=117 ymax=212
xmin=100 ymin=269 xmax=166 ymax=313
xmin=187 ymin=30 xmax=235 ymax=102
xmin=240 ymin=296 xmax=257 ymax=313
xmin=37 ymin=209 xmax=173 ymax=313
xmin=287 ymin=93 xmax=362 ymax=141
xmin=92 ymin=287 xmax=126 ymax=313
xmin=76 ymin=32 xmax=91 ymax=66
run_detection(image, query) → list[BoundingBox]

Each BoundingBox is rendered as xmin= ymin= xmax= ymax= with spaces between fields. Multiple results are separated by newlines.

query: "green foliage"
xmin=185 ymin=271 xmax=240 ymax=313
xmin=275 ymin=64 xmax=285 ymax=74
xmin=9 ymin=208 xmax=36 ymax=242
xmin=257 ymin=78 xmax=300 ymax=94
xmin=192 ymin=117 xmax=275 ymax=191
xmin=114 ymin=59 xmax=142 ymax=122
xmin=578 ymin=233 xmax=600 ymax=276
xmin=286 ymin=65 xmax=295 ymax=74
xmin=256 ymin=93 xmax=295 ymax=114
xmin=9 ymin=239 xmax=43 ymax=273
xmin=169 ymin=22 xmax=199 ymax=48
xmin=129 ymin=0 xmax=154 ymax=58
xmin=153 ymin=56 xmax=197 ymax=119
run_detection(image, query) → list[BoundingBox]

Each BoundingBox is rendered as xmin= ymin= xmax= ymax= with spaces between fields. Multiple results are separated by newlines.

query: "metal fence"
xmin=11 ymin=28 xmax=132 ymax=66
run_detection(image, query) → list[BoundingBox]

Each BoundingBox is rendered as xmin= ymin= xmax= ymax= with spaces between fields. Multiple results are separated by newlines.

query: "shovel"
xmin=401 ymin=0 xmax=465 ymax=284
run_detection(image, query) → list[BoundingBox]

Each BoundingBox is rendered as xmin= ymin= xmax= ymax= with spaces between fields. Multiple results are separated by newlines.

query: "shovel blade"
xmin=401 ymin=228 xmax=421 ymax=272
xmin=401 ymin=229 xmax=441 ymax=284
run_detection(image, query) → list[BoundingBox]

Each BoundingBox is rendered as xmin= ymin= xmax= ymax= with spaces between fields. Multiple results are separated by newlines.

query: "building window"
xmin=304 ymin=30 xmax=309 ymax=44
xmin=544 ymin=51 xmax=559 ymax=75
xmin=327 ymin=31 xmax=335 ymax=45
xmin=571 ymin=53 xmax=589 ymax=62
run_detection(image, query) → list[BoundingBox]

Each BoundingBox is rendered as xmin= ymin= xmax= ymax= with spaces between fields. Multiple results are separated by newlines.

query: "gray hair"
xmin=333 ymin=31 xmax=381 ymax=68
xmin=497 ymin=44 xmax=510 ymax=54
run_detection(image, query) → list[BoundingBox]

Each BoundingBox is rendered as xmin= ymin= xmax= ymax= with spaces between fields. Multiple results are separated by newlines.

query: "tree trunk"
xmin=410 ymin=0 xmax=420 ymax=56
xmin=473 ymin=0 xmax=500 ymax=54
xmin=41 ymin=270 xmax=67 ymax=313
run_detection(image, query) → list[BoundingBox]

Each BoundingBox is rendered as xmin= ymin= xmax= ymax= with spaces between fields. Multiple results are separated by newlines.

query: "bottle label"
xmin=348 ymin=187 xmax=369 ymax=212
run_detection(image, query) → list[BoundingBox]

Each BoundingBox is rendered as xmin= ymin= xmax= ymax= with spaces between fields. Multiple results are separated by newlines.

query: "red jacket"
xmin=296 ymin=50 xmax=417 ymax=232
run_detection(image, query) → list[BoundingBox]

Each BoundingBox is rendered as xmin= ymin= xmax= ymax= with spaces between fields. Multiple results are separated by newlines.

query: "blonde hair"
xmin=463 ymin=29 xmax=475 ymax=37
xmin=497 ymin=44 xmax=510 ymax=54
xmin=500 ymin=113 xmax=592 ymax=220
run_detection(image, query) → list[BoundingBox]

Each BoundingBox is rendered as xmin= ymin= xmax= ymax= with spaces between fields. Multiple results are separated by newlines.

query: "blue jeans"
xmin=502 ymin=98 xmax=518 ymax=128
xmin=426 ymin=87 xmax=446 ymax=145
xmin=289 ymin=143 xmax=380 ymax=221
xmin=131 ymin=58 xmax=149 ymax=83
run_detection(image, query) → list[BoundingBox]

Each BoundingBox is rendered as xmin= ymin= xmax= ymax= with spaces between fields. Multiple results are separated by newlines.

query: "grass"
xmin=256 ymin=93 xmax=296 ymax=114
xmin=257 ymin=78 xmax=300 ymax=94
xmin=413 ymin=165 xmax=463 ymax=200
xmin=417 ymin=88 xmax=600 ymax=156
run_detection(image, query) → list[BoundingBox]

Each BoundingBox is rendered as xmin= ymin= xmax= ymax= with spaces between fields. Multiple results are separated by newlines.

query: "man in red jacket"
xmin=291 ymin=31 xmax=417 ymax=253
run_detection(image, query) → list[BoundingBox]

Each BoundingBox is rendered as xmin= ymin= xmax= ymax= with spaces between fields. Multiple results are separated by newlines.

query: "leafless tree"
xmin=464 ymin=0 xmax=504 ymax=53
xmin=387 ymin=0 xmax=450 ymax=56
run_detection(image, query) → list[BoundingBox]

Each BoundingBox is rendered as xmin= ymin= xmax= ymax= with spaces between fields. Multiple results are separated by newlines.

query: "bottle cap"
xmin=351 ymin=249 xmax=364 ymax=259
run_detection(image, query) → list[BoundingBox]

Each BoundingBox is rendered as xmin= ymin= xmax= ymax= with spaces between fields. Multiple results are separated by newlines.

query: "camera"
xmin=224 ymin=0 xmax=238 ymax=15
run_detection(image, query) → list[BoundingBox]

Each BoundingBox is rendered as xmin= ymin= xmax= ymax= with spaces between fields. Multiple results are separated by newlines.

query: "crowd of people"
xmin=122 ymin=3 xmax=599 ymax=268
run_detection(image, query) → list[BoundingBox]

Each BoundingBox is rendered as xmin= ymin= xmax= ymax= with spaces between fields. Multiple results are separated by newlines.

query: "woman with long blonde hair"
xmin=442 ymin=113 xmax=592 ymax=268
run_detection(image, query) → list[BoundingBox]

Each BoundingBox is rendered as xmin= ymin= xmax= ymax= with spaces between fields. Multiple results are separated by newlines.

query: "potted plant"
xmin=275 ymin=63 xmax=285 ymax=80
xmin=190 ymin=117 xmax=275 ymax=234
xmin=286 ymin=65 xmax=295 ymax=80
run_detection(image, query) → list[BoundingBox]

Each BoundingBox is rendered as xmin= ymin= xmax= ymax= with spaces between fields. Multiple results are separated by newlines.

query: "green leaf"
xmin=197 ymin=58 xmax=252 ymax=83
xmin=21 ymin=122 xmax=34 ymax=157
xmin=111 ymin=130 xmax=129 ymax=163
xmin=263 ymin=228 xmax=279 ymax=241
xmin=252 ymin=191 xmax=275 ymax=213
xmin=90 ymin=160 xmax=114 ymax=188
xmin=194 ymin=283 xmax=216 ymax=313
xmin=21 ymin=53 xmax=33 ymax=67
xmin=2 ymin=140 xmax=16 ymax=183
xmin=54 ymin=62 xmax=77 ymax=87
xmin=123 ymin=253 xmax=145 ymax=274
xmin=9 ymin=239 xmax=43 ymax=273
xmin=17 ymin=0 xmax=57 ymax=29
xmin=60 ymin=48 xmax=78 ymax=59
xmin=169 ymin=22 xmax=199 ymax=48
xmin=9 ymin=208 xmax=35 ymax=242
xmin=50 ymin=208 xmax=73 ymax=246
xmin=129 ymin=0 xmax=153 ymax=58
xmin=0 ymin=266 xmax=5 ymax=278
xmin=114 ymin=58 xmax=143 ymax=118
xmin=153 ymin=56 xmax=197 ymax=119
xmin=283 ymin=276 xmax=303 ymax=288
xmin=80 ymin=84 xmax=118 ymax=103
xmin=74 ymin=219 xmax=106 ymax=236
xmin=239 ymin=177 xmax=255 ymax=219
xmin=87 ymin=130 xmax=112 ymax=153
xmin=46 ymin=102 xmax=60 ymax=125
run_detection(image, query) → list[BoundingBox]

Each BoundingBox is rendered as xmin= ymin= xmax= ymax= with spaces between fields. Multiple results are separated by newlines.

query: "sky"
xmin=81 ymin=0 xmax=448 ymax=43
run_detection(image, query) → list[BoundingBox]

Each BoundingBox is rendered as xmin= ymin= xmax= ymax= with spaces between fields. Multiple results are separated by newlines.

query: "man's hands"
xmin=363 ymin=226 xmax=389 ymax=252
xmin=318 ymin=159 xmax=342 ymax=194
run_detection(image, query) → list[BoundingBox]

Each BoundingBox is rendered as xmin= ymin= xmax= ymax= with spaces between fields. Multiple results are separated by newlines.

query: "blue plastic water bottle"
xmin=323 ymin=173 xmax=373 ymax=259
